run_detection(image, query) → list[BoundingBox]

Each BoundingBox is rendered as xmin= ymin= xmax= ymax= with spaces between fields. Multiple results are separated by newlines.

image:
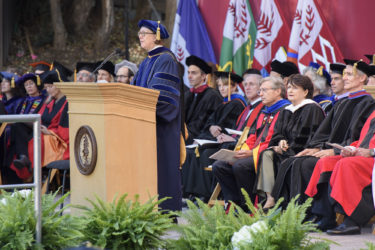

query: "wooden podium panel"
xmin=55 ymin=82 xmax=159 ymax=212
xmin=365 ymin=86 xmax=375 ymax=98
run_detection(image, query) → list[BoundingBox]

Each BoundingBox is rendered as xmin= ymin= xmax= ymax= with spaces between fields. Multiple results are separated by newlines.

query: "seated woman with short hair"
xmin=255 ymin=74 xmax=325 ymax=209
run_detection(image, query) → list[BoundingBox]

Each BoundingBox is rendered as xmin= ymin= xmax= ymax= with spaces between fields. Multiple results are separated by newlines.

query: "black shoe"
xmin=304 ymin=214 xmax=321 ymax=224
xmin=13 ymin=155 xmax=31 ymax=172
xmin=316 ymin=217 xmax=337 ymax=231
xmin=326 ymin=223 xmax=361 ymax=235
xmin=263 ymin=205 xmax=275 ymax=214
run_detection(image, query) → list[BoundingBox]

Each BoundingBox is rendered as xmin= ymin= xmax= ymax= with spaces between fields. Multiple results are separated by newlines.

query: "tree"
xmin=50 ymin=0 xmax=67 ymax=49
xmin=164 ymin=0 xmax=177 ymax=47
xmin=72 ymin=0 xmax=96 ymax=34
xmin=95 ymin=0 xmax=114 ymax=51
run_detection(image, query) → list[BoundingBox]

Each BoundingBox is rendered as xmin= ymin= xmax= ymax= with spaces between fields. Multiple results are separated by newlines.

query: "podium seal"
xmin=74 ymin=125 xmax=98 ymax=175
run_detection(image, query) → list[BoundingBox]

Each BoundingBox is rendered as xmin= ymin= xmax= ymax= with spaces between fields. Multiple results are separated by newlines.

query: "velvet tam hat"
xmin=186 ymin=55 xmax=212 ymax=74
xmin=138 ymin=19 xmax=169 ymax=39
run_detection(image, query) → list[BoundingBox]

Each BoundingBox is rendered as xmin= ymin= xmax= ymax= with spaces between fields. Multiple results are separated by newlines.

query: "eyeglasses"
xmin=257 ymin=88 xmax=275 ymax=95
xmin=138 ymin=31 xmax=155 ymax=37
xmin=116 ymin=75 xmax=129 ymax=79
xmin=77 ymin=73 xmax=91 ymax=78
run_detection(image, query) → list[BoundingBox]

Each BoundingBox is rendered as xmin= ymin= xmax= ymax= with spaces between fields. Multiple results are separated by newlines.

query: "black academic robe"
xmin=254 ymin=101 xmax=325 ymax=197
xmin=272 ymin=91 xmax=375 ymax=207
xmin=182 ymin=96 xmax=246 ymax=198
xmin=184 ymin=101 xmax=263 ymax=199
xmin=133 ymin=46 xmax=182 ymax=211
xmin=184 ymin=87 xmax=222 ymax=144
xmin=197 ymin=98 xmax=246 ymax=140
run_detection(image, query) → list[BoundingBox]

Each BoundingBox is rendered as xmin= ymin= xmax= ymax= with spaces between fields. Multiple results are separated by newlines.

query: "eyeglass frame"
xmin=137 ymin=31 xmax=155 ymax=37
xmin=257 ymin=87 xmax=276 ymax=95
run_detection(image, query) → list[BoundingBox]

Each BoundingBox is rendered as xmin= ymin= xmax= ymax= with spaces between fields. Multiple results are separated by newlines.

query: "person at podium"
xmin=132 ymin=20 xmax=182 ymax=212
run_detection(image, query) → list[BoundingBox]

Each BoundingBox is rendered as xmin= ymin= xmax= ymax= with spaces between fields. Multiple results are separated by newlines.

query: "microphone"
xmin=92 ymin=48 xmax=124 ymax=74
xmin=115 ymin=48 xmax=127 ymax=57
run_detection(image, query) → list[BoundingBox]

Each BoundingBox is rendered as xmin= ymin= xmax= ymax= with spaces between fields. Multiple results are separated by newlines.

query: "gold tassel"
xmin=55 ymin=69 xmax=63 ymax=82
xmin=353 ymin=59 xmax=362 ymax=76
xmin=37 ymin=75 xmax=41 ymax=86
xmin=194 ymin=146 xmax=200 ymax=158
xmin=11 ymin=77 xmax=15 ymax=88
xmin=372 ymin=54 xmax=375 ymax=65
xmin=316 ymin=66 xmax=324 ymax=76
xmin=49 ymin=63 xmax=54 ymax=70
xmin=74 ymin=68 xmax=77 ymax=82
xmin=156 ymin=21 xmax=161 ymax=41
xmin=353 ymin=62 xmax=358 ymax=76
xmin=228 ymin=72 xmax=231 ymax=102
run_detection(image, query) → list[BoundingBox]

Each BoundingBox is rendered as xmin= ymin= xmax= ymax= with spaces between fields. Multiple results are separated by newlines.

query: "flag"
xmin=286 ymin=0 xmax=344 ymax=70
xmin=218 ymin=0 xmax=257 ymax=75
xmin=253 ymin=0 xmax=290 ymax=74
xmin=170 ymin=0 xmax=217 ymax=87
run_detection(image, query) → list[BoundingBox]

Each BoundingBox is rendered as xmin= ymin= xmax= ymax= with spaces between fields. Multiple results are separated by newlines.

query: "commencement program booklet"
xmin=209 ymin=149 xmax=237 ymax=164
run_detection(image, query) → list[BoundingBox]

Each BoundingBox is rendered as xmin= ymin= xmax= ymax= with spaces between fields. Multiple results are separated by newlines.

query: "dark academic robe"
xmin=182 ymin=94 xmax=247 ymax=198
xmin=4 ymin=94 xmax=46 ymax=183
xmin=313 ymin=94 xmax=331 ymax=114
xmin=2 ymin=96 xmax=24 ymax=114
xmin=132 ymin=46 xmax=182 ymax=211
xmin=184 ymin=85 xmax=222 ymax=145
xmin=183 ymin=100 xmax=263 ymax=199
xmin=306 ymin=110 xmax=375 ymax=225
xmin=272 ymin=90 xmax=375 ymax=206
xmin=197 ymin=94 xmax=247 ymax=140
xmin=255 ymin=101 xmax=325 ymax=196
xmin=0 ymin=96 xmax=24 ymax=181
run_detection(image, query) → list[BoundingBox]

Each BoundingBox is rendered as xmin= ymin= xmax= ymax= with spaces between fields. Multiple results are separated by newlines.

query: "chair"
xmin=42 ymin=160 xmax=70 ymax=209
xmin=205 ymin=166 xmax=225 ymax=207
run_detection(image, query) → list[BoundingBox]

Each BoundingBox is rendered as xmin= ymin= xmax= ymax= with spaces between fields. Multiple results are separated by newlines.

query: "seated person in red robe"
xmin=212 ymin=76 xmax=291 ymax=211
xmin=305 ymin=109 xmax=375 ymax=235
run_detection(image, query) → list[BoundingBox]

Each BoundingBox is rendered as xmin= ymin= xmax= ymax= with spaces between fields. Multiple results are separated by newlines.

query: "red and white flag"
xmin=286 ymin=0 xmax=344 ymax=70
xmin=253 ymin=0 xmax=290 ymax=73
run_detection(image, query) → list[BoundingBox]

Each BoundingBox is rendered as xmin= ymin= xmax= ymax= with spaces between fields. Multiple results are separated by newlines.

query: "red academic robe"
xmin=305 ymin=110 xmax=375 ymax=216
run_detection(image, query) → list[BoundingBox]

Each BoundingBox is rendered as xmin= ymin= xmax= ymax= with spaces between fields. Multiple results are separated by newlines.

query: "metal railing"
xmin=0 ymin=114 xmax=42 ymax=243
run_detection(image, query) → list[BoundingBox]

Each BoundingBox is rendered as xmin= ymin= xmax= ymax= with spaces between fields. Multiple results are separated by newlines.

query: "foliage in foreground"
xmin=168 ymin=190 xmax=330 ymax=250
xmin=77 ymin=194 xmax=174 ymax=250
xmin=0 ymin=190 xmax=84 ymax=250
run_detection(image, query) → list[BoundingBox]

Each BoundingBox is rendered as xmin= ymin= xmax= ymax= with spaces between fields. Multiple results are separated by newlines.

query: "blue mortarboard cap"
xmin=16 ymin=73 xmax=43 ymax=91
xmin=0 ymin=72 xmax=19 ymax=81
xmin=137 ymin=20 xmax=169 ymax=39
xmin=308 ymin=62 xmax=331 ymax=84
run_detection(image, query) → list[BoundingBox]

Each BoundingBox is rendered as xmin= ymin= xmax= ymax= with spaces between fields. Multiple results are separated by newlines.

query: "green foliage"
xmin=167 ymin=196 xmax=259 ymax=250
xmin=168 ymin=190 xmax=331 ymax=250
xmin=362 ymin=242 xmax=375 ymax=250
xmin=77 ymin=194 xmax=174 ymax=250
xmin=0 ymin=190 xmax=84 ymax=250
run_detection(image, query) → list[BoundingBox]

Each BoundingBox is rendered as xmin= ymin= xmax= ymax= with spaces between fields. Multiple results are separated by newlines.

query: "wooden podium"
xmin=55 ymin=82 xmax=159 ymax=212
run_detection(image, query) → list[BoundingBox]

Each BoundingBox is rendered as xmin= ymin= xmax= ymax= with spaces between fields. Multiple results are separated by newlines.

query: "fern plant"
xmin=168 ymin=190 xmax=331 ymax=250
xmin=77 ymin=194 xmax=174 ymax=250
xmin=0 ymin=190 xmax=84 ymax=250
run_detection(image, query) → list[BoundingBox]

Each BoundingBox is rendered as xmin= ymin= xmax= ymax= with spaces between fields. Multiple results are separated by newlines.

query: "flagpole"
xmin=228 ymin=72 xmax=231 ymax=101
